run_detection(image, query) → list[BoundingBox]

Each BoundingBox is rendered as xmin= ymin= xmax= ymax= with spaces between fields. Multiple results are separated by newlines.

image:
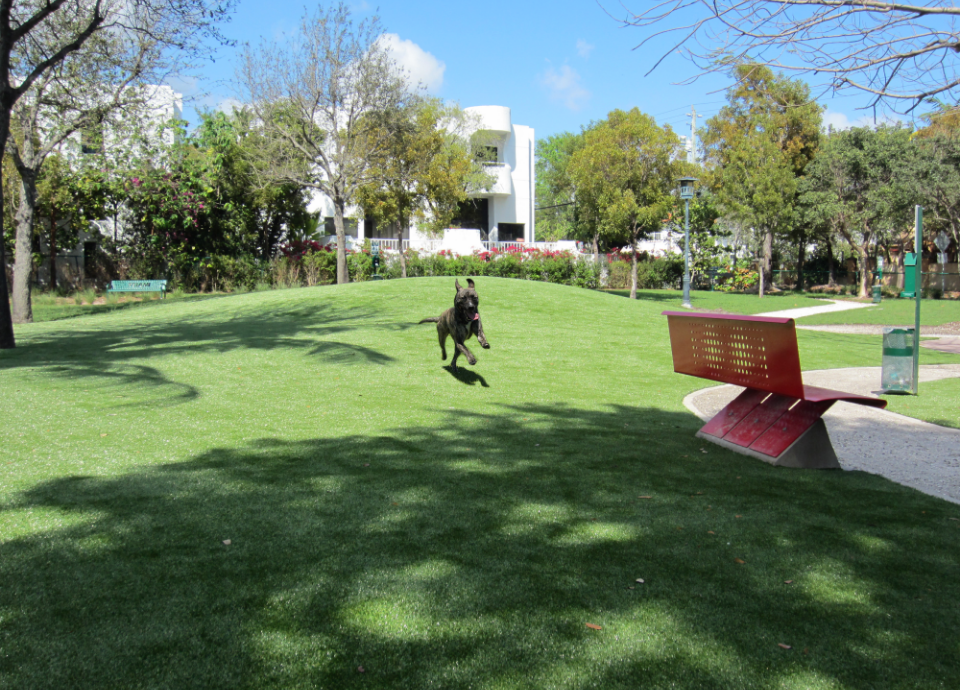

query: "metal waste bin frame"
xmin=881 ymin=327 xmax=915 ymax=395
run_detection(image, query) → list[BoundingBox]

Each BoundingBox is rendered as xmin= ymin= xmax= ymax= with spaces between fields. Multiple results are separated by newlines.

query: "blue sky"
xmin=175 ymin=0 xmax=908 ymax=141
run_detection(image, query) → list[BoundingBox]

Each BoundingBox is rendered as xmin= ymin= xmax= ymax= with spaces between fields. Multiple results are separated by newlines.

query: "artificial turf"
xmin=2 ymin=278 xmax=959 ymax=689
xmin=794 ymin=297 xmax=958 ymax=327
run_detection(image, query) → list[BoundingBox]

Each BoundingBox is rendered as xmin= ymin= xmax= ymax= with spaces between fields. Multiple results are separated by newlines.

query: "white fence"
xmin=366 ymin=239 xmax=584 ymax=254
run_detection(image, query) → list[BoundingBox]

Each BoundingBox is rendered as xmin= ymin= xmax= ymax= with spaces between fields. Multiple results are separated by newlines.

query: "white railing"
xmin=366 ymin=239 xmax=588 ymax=255
xmin=482 ymin=241 xmax=524 ymax=252
xmin=369 ymin=238 xmax=401 ymax=251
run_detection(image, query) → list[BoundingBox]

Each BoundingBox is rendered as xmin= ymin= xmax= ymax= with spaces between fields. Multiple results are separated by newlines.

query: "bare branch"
xmin=614 ymin=0 xmax=960 ymax=111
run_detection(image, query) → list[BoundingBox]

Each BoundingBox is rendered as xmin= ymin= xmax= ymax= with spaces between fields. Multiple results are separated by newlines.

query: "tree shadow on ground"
xmin=1 ymin=300 xmax=402 ymax=392
xmin=1 ymin=404 xmax=957 ymax=689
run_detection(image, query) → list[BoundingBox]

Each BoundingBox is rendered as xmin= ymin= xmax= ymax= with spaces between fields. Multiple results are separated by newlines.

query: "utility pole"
xmin=687 ymin=106 xmax=698 ymax=164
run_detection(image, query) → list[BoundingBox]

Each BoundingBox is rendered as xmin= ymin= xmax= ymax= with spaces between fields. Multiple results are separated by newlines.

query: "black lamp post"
xmin=678 ymin=177 xmax=697 ymax=308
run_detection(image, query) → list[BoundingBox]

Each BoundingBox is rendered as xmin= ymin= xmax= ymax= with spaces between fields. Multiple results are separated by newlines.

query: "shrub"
xmin=347 ymin=250 xmax=373 ymax=282
xmin=303 ymin=251 xmax=336 ymax=286
xmin=272 ymin=257 xmax=302 ymax=289
xmin=572 ymin=258 xmax=601 ymax=289
xmin=608 ymin=262 xmax=632 ymax=289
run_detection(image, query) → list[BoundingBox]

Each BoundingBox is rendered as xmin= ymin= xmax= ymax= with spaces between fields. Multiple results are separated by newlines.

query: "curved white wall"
xmin=465 ymin=106 xmax=512 ymax=135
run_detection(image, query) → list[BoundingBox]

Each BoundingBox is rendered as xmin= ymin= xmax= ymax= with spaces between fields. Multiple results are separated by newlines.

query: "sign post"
xmin=934 ymin=231 xmax=950 ymax=295
xmin=912 ymin=206 xmax=922 ymax=396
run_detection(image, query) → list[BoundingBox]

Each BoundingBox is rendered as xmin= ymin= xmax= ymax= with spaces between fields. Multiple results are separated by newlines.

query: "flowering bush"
xmin=279 ymin=240 xmax=333 ymax=259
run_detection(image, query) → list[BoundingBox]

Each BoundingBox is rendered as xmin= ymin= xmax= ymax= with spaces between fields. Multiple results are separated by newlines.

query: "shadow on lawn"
xmin=1 ymin=299 xmax=401 ymax=390
xmin=1 ymin=404 xmax=958 ymax=689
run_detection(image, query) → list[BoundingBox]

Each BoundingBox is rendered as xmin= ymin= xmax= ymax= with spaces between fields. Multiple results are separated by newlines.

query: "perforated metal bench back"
xmin=663 ymin=312 xmax=805 ymax=399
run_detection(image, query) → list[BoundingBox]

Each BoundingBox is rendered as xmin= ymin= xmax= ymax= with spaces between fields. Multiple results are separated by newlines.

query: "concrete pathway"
xmin=757 ymin=299 xmax=960 ymax=351
xmin=756 ymin=298 xmax=875 ymax=319
xmin=683 ymin=365 xmax=960 ymax=504
xmin=922 ymin=336 xmax=960 ymax=354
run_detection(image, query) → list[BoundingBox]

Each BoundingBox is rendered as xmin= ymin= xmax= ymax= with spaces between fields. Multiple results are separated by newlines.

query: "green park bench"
xmin=107 ymin=280 xmax=168 ymax=298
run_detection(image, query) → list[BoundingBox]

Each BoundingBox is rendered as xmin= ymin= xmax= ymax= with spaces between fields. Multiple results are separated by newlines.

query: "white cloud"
xmin=215 ymin=97 xmax=244 ymax=115
xmin=823 ymin=109 xmax=905 ymax=131
xmin=576 ymin=39 xmax=594 ymax=59
xmin=541 ymin=64 xmax=591 ymax=111
xmin=164 ymin=75 xmax=199 ymax=97
xmin=377 ymin=33 xmax=445 ymax=92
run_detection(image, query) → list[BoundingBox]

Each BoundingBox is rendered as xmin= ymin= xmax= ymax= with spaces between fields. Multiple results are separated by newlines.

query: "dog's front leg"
xmin=455 ymin=339 xmax=477 ymax=366
xmin=473 ymin=317 xmax=490 ymax=349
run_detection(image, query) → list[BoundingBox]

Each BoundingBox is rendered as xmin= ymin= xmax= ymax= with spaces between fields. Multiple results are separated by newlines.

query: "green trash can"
xmin=872 ymin=284 xmax=882 ymax=303
xmin=900 ymin=253 xmax=917 ymax=298
xmin=881 ymin=327 xmax=914 ymax=394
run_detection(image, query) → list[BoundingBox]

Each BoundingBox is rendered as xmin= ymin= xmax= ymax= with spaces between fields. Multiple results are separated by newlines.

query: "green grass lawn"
xmin=796 ymin=297 xmax=959 ymax=326
xmin=882 ymin=378 xmax=960 ymax=430
xmin=27 ymin=290 xmax=215 ymax=323
xmin=3 ymin=278 xmax=960 ymax=689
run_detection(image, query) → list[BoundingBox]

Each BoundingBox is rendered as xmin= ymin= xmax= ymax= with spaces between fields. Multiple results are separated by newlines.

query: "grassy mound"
xmin=2 ymin=278 xmax=959 ymax=689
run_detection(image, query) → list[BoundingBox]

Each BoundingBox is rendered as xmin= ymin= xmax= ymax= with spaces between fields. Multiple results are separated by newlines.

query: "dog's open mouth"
xmin=473 ymin=314 xmax=479 ymax=320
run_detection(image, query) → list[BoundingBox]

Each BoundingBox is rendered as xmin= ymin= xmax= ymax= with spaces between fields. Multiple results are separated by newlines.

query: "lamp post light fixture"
xmin=678 ymin=176 xmax=697 ymax=308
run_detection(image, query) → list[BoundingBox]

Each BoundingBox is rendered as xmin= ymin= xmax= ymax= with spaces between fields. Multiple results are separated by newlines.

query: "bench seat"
xmin=663 ymin=311 xmax=886 ymax=469
xmin=108 ymin=280 xmax=167 ymax=298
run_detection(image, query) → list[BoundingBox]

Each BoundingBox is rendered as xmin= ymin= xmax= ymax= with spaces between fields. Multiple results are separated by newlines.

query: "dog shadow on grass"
xmin=445 ymin=365 xmax=489 ymax=387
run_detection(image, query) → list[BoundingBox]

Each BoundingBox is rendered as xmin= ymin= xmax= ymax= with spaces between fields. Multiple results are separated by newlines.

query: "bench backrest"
xmin=662 ymin=311 xmax=805 ymax=399
xmin=110 ymin=280 xmax=167 ymax=290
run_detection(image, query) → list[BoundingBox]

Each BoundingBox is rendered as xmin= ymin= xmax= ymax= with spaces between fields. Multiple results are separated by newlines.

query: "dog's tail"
xmin=417 ymin=317 xmax=440 ymax=324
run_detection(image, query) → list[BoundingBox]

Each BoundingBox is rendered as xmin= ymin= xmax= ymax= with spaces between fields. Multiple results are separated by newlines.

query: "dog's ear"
xmin=466 ymin=278 xmax=475 ymax=289
xmin=455 ymin=279 xmax=461 ymax=292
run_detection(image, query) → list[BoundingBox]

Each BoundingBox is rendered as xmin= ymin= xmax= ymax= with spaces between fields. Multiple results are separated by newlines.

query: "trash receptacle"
xmin=872 ymin=284 xmax=882 ymax=303
xmin=881 ymin=327 xmax=915 ymax=393
xmin=900 ymin=253 xmax=917 ymax=298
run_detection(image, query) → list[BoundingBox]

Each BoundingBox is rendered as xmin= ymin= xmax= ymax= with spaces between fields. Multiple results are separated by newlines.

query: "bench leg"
xmin=697 ymin=418 xmax=839 ymax=469
xmin=697 ymin=390 xmax=840 ymax=469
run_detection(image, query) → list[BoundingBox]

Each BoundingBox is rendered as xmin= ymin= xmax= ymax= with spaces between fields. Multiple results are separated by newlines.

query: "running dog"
xmin=418 ymin=278 xmax=490 ymax=372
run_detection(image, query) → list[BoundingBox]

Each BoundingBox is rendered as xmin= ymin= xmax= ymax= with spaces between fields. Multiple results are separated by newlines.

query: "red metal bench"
xmin=662 ymin=311 xmax=887 ymax=469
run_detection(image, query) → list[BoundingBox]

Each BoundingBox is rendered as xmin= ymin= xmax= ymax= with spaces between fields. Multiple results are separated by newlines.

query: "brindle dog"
xmin=418 ymin=278 xmax=490 ymax=372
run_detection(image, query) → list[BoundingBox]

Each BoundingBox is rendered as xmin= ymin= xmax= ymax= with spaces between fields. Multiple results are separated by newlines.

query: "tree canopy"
xmin=569 ymin=108 xmax=681 ymax=298
xmin=238 ymin=2 xmax=416 ymax=284
xmin=702 ymin=64 xmax=821 ymax=294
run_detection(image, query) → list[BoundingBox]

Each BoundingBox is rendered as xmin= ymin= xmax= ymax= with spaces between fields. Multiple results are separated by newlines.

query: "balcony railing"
xmin=365 ymin=239 xmax=583 ymax=254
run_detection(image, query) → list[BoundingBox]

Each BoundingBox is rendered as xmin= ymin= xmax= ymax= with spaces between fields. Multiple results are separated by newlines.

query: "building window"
xmin=475 ymin=145 xmax=499 ymax=165
xmin=498 ymin=223 xmax=524 ymax=242
xmin=324 ymin=217 xmax=359 ymax=237
xmin=366 ymin=219 xmax=408 ymax=240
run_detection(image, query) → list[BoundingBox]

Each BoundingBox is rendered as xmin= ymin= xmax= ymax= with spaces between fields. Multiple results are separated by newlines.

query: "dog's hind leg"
xmin=455 ymin=340 xmax=477 ymax=366
xmin=437 ymin=326 xmax=448 ymax=360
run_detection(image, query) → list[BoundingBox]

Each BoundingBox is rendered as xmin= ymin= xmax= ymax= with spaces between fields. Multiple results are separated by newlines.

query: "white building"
xmin=310 ymin=105 xmax=535 ymax=251
xmin=451 ymin=105 xmax=535 ymax=244
xmin=37 ymin=85 xmax=183 ymax=287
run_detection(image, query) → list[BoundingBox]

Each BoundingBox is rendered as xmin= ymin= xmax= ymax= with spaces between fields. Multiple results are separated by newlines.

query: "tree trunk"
xmin=796 ymin=230 xmax=806 ymax=292
xmin=629 ymin=238 xmax=638 ymax=300
xmin=333 ymin=195 xmax=349 ymax=284
xmin=827 ymin=238 xmax=836 ymax=287
xmin=12 ymin=169 xmax=38 ymax=324
xmin=762 ymin=229 xmax=773 ymax=292
xmin=857 ymin=245 xmax=870 ymax=298
xmin=0 ymin=107 xmax=16 ymax=348
xmin=397 ymin=215 xmax=407 ymax=279
xmin=591 ymin=232 xmax=599 ymax=256
xmin=49 ymin=209 xmax=58 ymax=292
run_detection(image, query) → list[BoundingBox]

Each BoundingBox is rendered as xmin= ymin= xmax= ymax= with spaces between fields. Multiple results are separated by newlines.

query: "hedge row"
xmin=121 ymin=248 xmax=686 ymax=293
